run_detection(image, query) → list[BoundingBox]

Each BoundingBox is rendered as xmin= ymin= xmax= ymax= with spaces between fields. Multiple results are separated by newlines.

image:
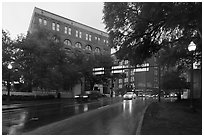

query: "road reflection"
xmin=83 ymin=104 xmax=88 ymax=112
xmin=123 ymin=100 xmax=133 ymax=114
xmin=3 ymin=98 xmax=122 ymax=135
xmin=6 ymin=111 xmax=27 ymax=135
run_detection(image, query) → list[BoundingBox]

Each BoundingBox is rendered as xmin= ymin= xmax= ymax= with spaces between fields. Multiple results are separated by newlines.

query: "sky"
xmin=2 ymin=2 xmax=107 ymax=39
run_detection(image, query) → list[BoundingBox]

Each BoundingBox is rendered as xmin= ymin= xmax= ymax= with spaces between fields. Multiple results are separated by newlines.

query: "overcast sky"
xmin=2 ymin=2 xmax=107 ymax=39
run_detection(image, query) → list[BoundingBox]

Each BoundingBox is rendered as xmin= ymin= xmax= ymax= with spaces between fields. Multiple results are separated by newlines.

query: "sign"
xmin=93 ymin=67 xmax=104 ymax=75
xmin=111 ymin=66 xmax=124 ymax=74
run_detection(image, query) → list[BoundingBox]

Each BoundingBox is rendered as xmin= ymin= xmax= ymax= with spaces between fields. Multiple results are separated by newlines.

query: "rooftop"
xmin=30 ymin=7 xmax=109 ymax=37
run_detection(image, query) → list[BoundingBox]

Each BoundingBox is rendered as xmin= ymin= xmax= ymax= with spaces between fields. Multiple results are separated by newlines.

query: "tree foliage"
xmin=2 ymin=30 xmax=22 ymax=86
xmin=2 ymin=29 xmax=114 ymax=92
xmin=161 ymin=70 xmax=189 ymax=92
xmin=103 ymin=2 xmax=201 ymax=68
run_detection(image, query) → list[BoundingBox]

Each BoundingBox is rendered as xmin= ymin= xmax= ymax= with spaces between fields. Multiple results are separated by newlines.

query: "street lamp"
xmin=188 ymin=41 xmax=196 ymax=109
xmin=7 ymin=63 xmax=13 ymax=101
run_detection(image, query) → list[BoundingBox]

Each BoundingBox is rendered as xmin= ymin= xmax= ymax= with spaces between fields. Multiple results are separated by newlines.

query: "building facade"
xmin=28 ymin=7 xmax=111 ymax=96
xmin=28 ymin=7 xmax=111 ymax=56
xmin=114 ymin=56 xmax=159 ymax=95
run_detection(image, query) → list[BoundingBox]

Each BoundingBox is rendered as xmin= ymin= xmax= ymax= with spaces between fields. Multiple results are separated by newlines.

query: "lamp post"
xmin=7 ymin=63 xmax=13 ymax=101
xmin=188 ymin=41 xmax=196 ymax=109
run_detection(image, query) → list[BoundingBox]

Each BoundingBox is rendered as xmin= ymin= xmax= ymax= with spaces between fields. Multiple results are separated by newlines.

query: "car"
xmin=123 ymin=92 xmax=136 ymax=100
xmin=74 ymin=93 xmax=89 ymax=102
xmin=75 ymin=91 xmax=106 ymax=102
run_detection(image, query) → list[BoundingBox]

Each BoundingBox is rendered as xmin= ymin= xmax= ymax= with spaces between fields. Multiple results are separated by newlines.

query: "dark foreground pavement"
xmin=140 ymin=99 xmax=202 ymax=135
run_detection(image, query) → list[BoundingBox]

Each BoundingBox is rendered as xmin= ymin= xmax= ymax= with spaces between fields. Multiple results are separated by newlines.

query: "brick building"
xmin=28 ymin=7 xmax=111 ymax=97
xmin=113 ymin=56 xmax=159 ymax=95
xmin=28 ymin=7 xmax=110 ymax=56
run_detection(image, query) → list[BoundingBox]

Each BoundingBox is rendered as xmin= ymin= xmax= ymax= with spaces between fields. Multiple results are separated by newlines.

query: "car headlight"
xmin=75 ymin=95 xmax=79 ymax=98
xmin=83 ymin=95 xmax=88 ymax=98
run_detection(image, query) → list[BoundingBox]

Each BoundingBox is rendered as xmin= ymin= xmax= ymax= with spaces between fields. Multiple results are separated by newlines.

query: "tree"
xmin=14 ymin=29 xmax=82 ymax=92
xmin=75 ymin=52 xmax=114 ymax=91
xmin=3 ymin=28 xmax=114 ymax=93
xmin=103 ymin=2 xmax=201 ymax=69
xmin=161 ymin=70 xmax=189 ymax=100
xmin=2 ymin=30 xmax=22 ymax=90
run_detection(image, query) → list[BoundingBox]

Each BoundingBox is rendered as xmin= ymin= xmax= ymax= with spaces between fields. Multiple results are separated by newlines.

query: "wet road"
xmin=3 ymin=97 xmax=154 ymax=135
xmin=2 ymin=98 xmax=121 ymax=134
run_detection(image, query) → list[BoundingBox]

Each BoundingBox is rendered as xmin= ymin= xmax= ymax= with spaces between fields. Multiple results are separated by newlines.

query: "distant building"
xmin=113 ymin=56 xmax=159 ymax=95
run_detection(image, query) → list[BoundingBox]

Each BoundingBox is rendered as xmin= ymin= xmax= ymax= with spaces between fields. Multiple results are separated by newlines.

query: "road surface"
xmin=3 ymin=97 xmax=154 ymax=135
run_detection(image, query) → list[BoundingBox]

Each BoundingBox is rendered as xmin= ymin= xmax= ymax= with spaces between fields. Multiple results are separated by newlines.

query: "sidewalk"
xmin=140 ymin=99 xmax=202 ymax=135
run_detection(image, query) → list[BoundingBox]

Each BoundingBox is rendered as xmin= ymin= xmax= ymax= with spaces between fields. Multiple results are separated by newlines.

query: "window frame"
xmin=52 ymin=22 xmax=55 ymax=30
xmin=68 ymin=27 xmax=71 ymax=35
xmin=64 ymin=26 xmax=68 ymax=34
xmin=64 ymin=39 xmax=72 ymax=46
xmin=75 ymin=42 xmax=82 ymax=48
xmin=56 ymin=23 xmax=60 ymax=31
xmin=39 ymin=18 xmax=42 ymax=24
xmin=43 ymin=19 xmax=47 ymax=25
xmin=76 ymin=30 xmax=79 ymax=37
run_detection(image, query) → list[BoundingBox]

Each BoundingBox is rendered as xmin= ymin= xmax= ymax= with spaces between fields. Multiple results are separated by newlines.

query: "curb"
xmin=135 ymin=104 xmax=150 ymax=135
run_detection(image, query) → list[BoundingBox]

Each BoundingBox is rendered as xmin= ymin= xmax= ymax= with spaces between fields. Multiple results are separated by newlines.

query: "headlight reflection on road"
xmin=123 ymin=100 xmax=133 ymax=114
xmin=83 ymin=104 xmax=88 ymax=112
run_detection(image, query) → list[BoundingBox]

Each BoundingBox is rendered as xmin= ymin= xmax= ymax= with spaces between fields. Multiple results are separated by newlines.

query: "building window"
xmin=98 ymin=37 xmax=100 ymax=41
xmin=119 ymin=84 xmax=122 ymax=88
xmin=75 ymin=42 xmax=82 ymax=48
xmin=124 ymin=78 xmax=128 ymax=83
xmin=125 ymin=60 xmax=129 ymax=65
xmin=64 ymin=27 xmax=67 ymax=34
xmin=131 ymin=70 xmax=134 ymax=76
xmin=85 ymin=45 xmax=92 ymax=51
xmin=43 ymin=19 xmax=47 ymax=25
xmin=68 ymin=27 xmax=71 ymax=35
xmin=125 ymin=71 xmax=128 ymax=77
xmin=119 ymin=61 xmax=123 ymax=66
xmin=64 ymin=39 xmax=72 ymax=46
xmin=95 ymin=47 xmax=101 ymax=53
xmin=79 ymin=32 xmax=82 ymax=38
xmin=119 ymin=79 xmax=122 ymax=84
xmin=86 ymin=34 xmax=88 ymax=40
xmin=76 ymin=30 xmax=78 ymax=37
xmin=39 ymin=18 xmax=42 ymax=24
xmin=131 ymin=77 xmax=134 ymax=82
xmin=56 ymin=24 xmax=60 ymax=31
xmin=52 ymin=36 xmax=59 ymax=43
xmin=154 ymin=70 xmax=158 ymax=76
xmin=104 ymin=39 xmax=106 ymax=43
xmin=89 ymin=35 xmax=92 ymax=41
xmin=52 ymin=23 xmax=55 ymax=30
xmin=95 ymin=36 xmax=97 ymax=40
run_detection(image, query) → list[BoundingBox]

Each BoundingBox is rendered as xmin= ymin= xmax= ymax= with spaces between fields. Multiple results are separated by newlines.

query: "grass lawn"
xmin=141 ymin=99 xmax=202 ymax=135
